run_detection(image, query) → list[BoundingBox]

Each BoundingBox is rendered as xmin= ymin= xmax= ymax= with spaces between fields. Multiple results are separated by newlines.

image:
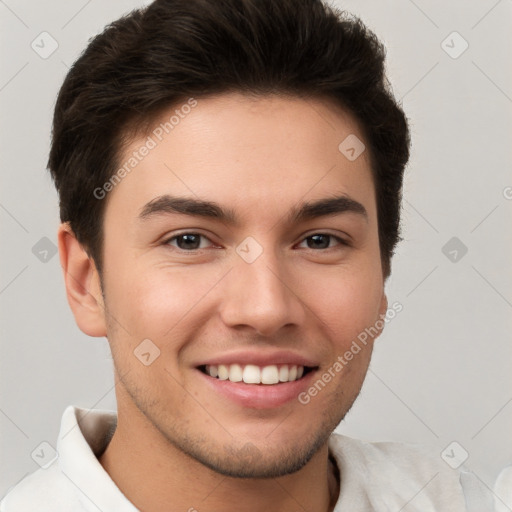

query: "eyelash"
xmin=162 ymin=232 xmax=350 ymax=252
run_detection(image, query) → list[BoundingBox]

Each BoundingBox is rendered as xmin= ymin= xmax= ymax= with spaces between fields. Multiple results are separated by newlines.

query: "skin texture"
xmin=58 ymin=92 xmax=388 ymax=512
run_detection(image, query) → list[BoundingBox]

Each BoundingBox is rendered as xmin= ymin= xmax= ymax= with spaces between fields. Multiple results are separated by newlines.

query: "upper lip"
xmin=194 ymin=350 xmax=319 ymax=368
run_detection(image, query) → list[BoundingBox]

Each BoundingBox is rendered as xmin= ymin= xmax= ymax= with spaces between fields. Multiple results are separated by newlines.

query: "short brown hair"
xmin=48 ymin=0 xmax=410 ymax=279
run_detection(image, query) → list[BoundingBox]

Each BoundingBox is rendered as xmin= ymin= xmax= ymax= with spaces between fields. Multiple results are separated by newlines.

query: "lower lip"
xmin=196 ymin=368 xmax=317 ymax=409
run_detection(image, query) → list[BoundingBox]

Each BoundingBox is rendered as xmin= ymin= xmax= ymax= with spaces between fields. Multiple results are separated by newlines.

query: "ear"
xmin=378 ymin=291 xmax=388 ymax=319
xmin=374 ymin=291 xmax=388 ymax=340
xmin=58 ymin=222 xmax=107 ymax=337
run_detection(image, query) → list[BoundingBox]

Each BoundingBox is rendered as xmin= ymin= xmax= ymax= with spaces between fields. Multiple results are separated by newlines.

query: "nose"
xmin=219 ymin=248 xmax=306 ymax=337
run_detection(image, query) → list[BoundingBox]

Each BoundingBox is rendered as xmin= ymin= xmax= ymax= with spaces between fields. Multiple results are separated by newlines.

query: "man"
xmin=0 ymin=0 xmax=484 ymax=510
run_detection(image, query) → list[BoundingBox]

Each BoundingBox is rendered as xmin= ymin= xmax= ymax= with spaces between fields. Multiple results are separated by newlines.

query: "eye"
xmin=297 ymin=233 xmax=348 ymax=250
xmin=164 ymin=233 xmax=214 ymax=251
xmin=162 ymin=232 xmax=349 ymax=252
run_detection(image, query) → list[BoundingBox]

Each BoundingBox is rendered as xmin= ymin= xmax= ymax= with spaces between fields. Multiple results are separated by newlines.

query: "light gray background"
xmin=1 ymin=0 xmax=511 ymax=501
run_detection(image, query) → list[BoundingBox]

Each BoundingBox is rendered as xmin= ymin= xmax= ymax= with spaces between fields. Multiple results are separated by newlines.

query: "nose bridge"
xmin=219 ymin=240 xmax=305 ymax=336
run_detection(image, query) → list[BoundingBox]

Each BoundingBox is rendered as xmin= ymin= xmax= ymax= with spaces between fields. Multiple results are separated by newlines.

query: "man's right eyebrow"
xmin=138 ymin=195 xmax=238 ymax=224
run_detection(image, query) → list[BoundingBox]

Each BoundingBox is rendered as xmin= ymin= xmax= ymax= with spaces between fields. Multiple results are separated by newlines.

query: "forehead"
xmin=105 ymin=92 xmax=376 ymax=224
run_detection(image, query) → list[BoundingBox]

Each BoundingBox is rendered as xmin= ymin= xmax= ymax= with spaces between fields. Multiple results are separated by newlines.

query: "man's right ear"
xmin=57 ymin=222 xmax=107 ymax=337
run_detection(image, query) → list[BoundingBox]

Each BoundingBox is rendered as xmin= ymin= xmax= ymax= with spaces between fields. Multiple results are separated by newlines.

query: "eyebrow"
xmin=138 ymin=193 xmax=368 ymax=225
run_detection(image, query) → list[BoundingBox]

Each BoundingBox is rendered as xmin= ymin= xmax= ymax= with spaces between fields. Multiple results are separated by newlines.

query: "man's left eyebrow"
xmin=287 ymin=194 xmax=368 ymax=224
xmin=137 ymin=194 xmax=368 ymax=225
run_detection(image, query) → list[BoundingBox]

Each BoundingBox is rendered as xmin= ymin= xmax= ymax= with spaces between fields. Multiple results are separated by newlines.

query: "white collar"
xmin=57 ymin=405 xmax=138 ymax=511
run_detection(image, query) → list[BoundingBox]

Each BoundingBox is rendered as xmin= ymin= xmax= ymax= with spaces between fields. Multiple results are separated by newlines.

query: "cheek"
xmin=107 ymin=262 xmax=222 ymax=341
xmin=303 ymin=265 xmax=384 ymax=345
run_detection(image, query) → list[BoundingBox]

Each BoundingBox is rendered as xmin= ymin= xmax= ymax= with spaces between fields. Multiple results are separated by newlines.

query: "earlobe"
xmin=57 ymin=222 xmax=107 ymax=337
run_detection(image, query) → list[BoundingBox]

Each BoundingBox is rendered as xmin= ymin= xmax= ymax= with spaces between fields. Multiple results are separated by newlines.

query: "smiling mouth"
xmin=198 ymin=364 xmax=316 ymax=385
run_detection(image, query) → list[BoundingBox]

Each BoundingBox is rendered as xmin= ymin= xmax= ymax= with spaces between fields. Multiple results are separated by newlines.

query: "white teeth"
xmin=229 ymin=364 xmax=243 ymax=382
xmin=243 ymin=364 xmax=260 ymax=384
xmin=261 ymin=365 xmax=279 ymax=384
xmin=218 ymin=364 xmax=229 ymax=380
xmin=204 ymin=364 xmax=306 ymax=384
xmin=207 ymin=365 xmax=218 ymax=378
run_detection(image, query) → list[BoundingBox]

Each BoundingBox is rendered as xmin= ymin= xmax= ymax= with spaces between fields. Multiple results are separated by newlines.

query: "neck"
xmin=98 ymin=396 xmax=340 ymax=512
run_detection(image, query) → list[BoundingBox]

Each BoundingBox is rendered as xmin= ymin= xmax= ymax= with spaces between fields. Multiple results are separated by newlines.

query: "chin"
xmin=172 ymin=421 xmax=334 ymax=479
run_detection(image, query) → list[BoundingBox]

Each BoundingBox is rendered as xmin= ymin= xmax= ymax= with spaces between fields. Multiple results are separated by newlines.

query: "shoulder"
xmin=328 ymin=433 xmax=470 ymax=511
xmin=0 ymin=461 xmax=84 ymax=512
xmin=1 ymin=405 xmax=116 ymax=512
xmin=329 ymin=431 xmax=456 ymax=476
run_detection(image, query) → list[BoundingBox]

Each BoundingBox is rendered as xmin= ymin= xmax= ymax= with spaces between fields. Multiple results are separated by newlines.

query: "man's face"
xmin=97 ymin=92 xmax=387 ymax=477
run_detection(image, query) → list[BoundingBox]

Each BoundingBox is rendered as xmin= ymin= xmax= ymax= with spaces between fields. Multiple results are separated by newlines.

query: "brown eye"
xmin=298 ymin=234 xmax=347 ymax=250
xmin=165 ymin=233 xmax=211 ymax=251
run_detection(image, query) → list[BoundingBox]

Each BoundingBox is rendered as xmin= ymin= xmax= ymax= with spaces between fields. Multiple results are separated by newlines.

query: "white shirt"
xmin=0 ymin=405 xmax=493 ymax=511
